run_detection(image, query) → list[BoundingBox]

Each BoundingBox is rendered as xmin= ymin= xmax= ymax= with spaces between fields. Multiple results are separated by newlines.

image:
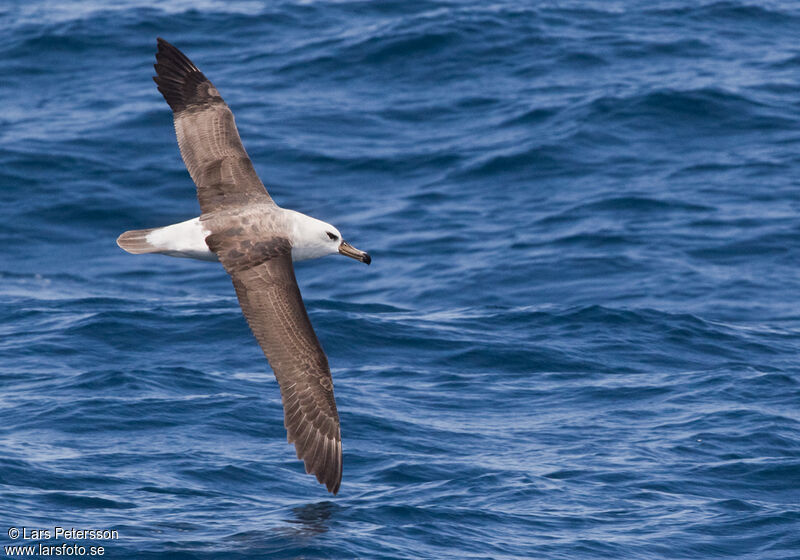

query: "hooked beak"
xmin=339 ymin=241 xmax=371 ymax=265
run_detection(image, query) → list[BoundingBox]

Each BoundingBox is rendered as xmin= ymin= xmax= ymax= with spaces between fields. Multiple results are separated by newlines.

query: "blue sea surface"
xmin=1 ymin=1 xmax=800 ymax=558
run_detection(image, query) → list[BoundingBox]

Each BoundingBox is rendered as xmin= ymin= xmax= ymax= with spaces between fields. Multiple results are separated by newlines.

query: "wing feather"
xmin=206 ymin=232 xmax=343 ymax=494
xmin=153 ymin=38 xmax=274 ymax=213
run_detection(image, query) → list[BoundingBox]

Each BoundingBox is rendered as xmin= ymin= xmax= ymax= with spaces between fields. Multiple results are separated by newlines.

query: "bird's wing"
xmin=206 ymin=230 xmax=343 ymax=494
xmin=153 ymin=38 xmax=275 ymax=213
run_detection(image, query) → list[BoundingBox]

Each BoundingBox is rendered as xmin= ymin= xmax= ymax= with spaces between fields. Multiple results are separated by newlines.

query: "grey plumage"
xmin=152 ymin=38 xmax=343 ymax=494
xmin=154 ymin=38 xmax=275 ymax=213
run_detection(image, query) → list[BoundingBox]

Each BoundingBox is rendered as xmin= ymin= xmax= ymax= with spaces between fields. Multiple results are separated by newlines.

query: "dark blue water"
xmin=2 ymin=1 xmax=800 ymax=558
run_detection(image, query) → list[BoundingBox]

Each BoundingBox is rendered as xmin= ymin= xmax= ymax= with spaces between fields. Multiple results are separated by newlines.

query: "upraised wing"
xmin=153 ymin=38 xmax=274 ymax=213
xmin=206 ymin=232 xmax=343 ymax=494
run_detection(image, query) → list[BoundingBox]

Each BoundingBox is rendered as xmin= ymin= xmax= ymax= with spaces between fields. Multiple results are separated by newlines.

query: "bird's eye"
xmin=326 ymin=232 xmax=339 ymax=241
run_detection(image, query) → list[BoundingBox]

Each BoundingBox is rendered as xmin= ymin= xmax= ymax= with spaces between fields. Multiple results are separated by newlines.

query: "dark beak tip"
xmin=363 ymin=254 xmax=372 ymax=265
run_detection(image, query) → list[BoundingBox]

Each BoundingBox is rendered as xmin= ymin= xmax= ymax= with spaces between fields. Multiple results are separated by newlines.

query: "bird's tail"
xmin=117 ymin=228 xmax=159 ymax=254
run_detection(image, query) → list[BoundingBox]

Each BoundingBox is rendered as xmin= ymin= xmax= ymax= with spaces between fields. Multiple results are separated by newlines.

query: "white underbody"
xmin=145 ymin=211 xmax=342 ymax=263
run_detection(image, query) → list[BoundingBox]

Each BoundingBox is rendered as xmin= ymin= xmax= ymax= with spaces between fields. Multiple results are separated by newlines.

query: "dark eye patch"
xmin=327 ymin=232 xmax=339 ymax=241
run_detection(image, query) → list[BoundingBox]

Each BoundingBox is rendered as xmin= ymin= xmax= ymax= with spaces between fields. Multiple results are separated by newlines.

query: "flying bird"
xmin=117 ymin=38 xmax=371 ymax=494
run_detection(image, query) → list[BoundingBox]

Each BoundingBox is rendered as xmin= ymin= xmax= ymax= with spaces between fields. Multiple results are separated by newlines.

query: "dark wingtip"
xmin=330 ymin=474 xmax=342 ymax=495
xmin=152 ymin=37 xmax=218 ymax=113
xmin=303 ymin=437 xmax=342 ymax=495
xmin=292 ymin=429 xmax=342 ymax=495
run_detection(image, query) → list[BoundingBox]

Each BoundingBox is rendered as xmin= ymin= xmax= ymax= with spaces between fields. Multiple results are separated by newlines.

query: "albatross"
xmin=117 ymin=38 xmax=371 ymax=494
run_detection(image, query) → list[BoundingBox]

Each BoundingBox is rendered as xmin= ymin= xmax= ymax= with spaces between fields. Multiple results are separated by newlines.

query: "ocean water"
xmin=1 ymin=1 xmax=800 ymax=558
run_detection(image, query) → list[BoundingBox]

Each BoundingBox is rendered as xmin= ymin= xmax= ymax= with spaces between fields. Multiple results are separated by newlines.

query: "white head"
xmin=286 ymin=210 xmax=371 ymax=264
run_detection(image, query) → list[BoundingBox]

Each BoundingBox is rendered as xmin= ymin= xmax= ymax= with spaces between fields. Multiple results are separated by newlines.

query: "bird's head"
xmin=288 ymin=210 xmax=371 ymax=264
